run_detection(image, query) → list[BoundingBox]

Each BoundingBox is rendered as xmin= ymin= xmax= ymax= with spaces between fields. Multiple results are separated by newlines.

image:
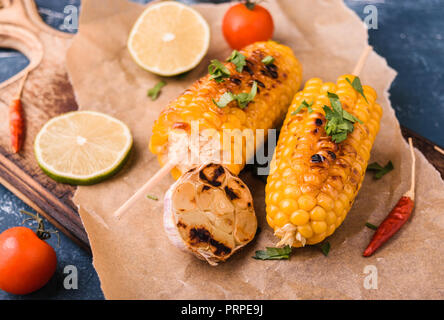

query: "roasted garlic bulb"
xmin=164 ymin=163 xmax=257 ymax=266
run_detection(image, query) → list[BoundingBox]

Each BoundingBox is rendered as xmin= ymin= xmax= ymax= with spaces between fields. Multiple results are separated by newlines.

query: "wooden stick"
xmin=404 ymin=137 xmax=416 ymax=200
xmin=114 ymin=160 xmax=176 ymax=219
xmin=434 ymin=145 xmax=444 ymax=155
xmin=353 ymin=45 xmax=372 ymax=77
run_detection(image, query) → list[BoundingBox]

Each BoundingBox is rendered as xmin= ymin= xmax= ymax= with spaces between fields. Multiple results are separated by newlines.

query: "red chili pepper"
xmin=9 ymin=71 xmax=28 ymax=153
xmin=9 ymin=98 xmax=24 ymax=153
xmin=363 ymin=137 xmax=416 ymax=257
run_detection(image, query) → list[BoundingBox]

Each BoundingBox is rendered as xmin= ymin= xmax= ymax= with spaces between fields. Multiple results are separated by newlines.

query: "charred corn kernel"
xmin=266 ymin=74 xmax=381 ymax=246
xmin=149 ymin=41 xmax=302 ymax=178
xmin=290 ymin=210 xmax=310 ymax=226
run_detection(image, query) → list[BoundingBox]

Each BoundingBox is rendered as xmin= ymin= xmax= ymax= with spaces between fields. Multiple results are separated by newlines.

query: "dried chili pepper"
xmin=363 ymin=137 xmax=416 ymax=257
xmin=9 ymin=71 xmax=28 ymax=153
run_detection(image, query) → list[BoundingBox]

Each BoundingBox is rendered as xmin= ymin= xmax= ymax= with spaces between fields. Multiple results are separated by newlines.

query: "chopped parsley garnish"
xmin=346 ymin=76 xmax=368 ymax=103
xmin=208 ymin=59 xmax=231 ymax=82
xmin=320 ymin=241 xmax=331 ymax=256
xmin=213 ymin=92 xmax=234 ymax=108
xmin=227 ymin=50 xmax=246 ymax=72
xmin=261 ymin=55 xmax=275 ymax=65
xmin=323 ymin=92 xmax=363 ymax=143
xmin=367 ymin=161 xmax=394 ymax=179
xmin=365 ymin=222 xmax=378 ymax=230
xmin=146 ymin=194 xmax=159 ymax=201
xmin=213 ymin=81 xmax=258 ymax=109
xmin=291 ymin=100 xmax=313 ymax=115
xmin=253 ymin=245 xmax=292 ymax=260
xmin=147 ymin=81 xmax=166 ymax=100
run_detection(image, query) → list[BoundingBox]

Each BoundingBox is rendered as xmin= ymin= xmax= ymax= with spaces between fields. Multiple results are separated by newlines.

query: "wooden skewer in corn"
xmin=114 ymin=45 xmax=373 ymax=219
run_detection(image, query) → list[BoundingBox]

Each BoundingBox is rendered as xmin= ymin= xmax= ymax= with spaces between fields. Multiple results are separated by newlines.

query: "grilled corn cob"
xmin=149 ymin=41 xmax=302 ymax=179
xmin=265 ymin=75 xmax=382 ymax=247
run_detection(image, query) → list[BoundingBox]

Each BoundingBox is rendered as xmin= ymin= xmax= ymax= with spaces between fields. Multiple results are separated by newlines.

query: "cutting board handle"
xmin=0 ymin=0 xmax=73 ymax=38
xmin=0 ymin=0 xmax=75 ymax=88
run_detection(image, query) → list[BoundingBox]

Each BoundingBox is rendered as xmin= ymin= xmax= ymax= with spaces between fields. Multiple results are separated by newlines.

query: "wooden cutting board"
xmin=0 ymin=0 xmax=443 ymax=252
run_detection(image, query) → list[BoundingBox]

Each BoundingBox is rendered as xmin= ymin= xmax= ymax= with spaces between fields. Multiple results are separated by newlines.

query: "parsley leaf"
xmin=146 ymin=194 xmax=159 ymax=201
xmin=212 ymin=92 xmax=234 ymax=108
xmin=213 ymin=81 xmax=258 ymax=109
xmin=323 ymin=92 xmax=363 ymax=143
xmin=147 ymin=81 xmax=166 ymax=100
xmin=227 ymin=50 xmax=246 ymax=72
xmin=261 ymin=55 xmax=275 ymax=65
xmin=320 ymin=241 xmax=331 ymax=256
xmin=208 ymin=59 xmax=231 ymax=82
xmin=236 ymin=81 xmax=257 ymax=108
xmin=367 ymin=161 xmax=394 ymax=179
xmin=253 ymin=245 xmax=292 ymax=260
xmin=365 ymin=222 xmax=378 ymax=230
xmin=346 ymin=76 xmax=368 ymax=103
xmin=291 ymin=100 xmax=313 ymax=115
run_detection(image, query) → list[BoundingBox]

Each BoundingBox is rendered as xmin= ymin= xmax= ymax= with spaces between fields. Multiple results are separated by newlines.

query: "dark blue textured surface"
xmin=0 ymin=0 xmax=443 ymax=300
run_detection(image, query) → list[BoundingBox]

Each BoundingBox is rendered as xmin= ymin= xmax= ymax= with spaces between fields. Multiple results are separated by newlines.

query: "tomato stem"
xmin=244 ymin=0 xmax=255 ymax=10
xmin=20 ymin=210 xmax=60 ymax=246
xmin=243 ymin=0 xmax=266 ymax=10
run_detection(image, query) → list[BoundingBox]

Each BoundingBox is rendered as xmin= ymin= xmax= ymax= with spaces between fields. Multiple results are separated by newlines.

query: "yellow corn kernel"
xmin=279 ymin=199 xmax=298 ymax=215
xmin=334 ymin=200 xmax=345 ymax=216
xmin=326 ymin=211 xmax=337 ymax=225
xmin=311 ymin=221 xmax=327 ymax=234
xmin=298 ymin=194 xmax=317 ymax=211
xmin=267 ymin=205 xmax=279 ymax=218
xmin=317 ymin=193 xmax=334 ymax=211
xmin=283 ymin=185 xmax=301 ymax=198
xmin=274 ymin=212 xmax=290 ymax=228
xmin=290 ymin=210 xmax=310 ymax=226
xmin=307 ymin=232 xmax=326 ymax=245
xmin=298 ymin=224 xmax=313 ymax=239
xmin=310 ymin=206 xmax=326 ymax=221
xmin=266 ymin=215 xmax=275 ymax=229
xmin=326 ymin=224 xmax=336 ymax=236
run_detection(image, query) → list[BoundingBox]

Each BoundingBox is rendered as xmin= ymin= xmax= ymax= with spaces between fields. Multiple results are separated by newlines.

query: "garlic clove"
xmin=171 ymin=181 xmax=196 ymax=213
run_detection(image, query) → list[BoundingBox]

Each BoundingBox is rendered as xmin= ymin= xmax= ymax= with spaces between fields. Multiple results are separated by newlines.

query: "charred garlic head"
xmin=163 ymin=163 xmax=257 ymax=266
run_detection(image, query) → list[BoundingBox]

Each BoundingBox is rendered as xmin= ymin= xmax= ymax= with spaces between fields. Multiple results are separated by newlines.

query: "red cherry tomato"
xmin=222 ymin=2 xmax=274 ymax=50
xmin=0 ymin=227 xmax=57 ymax=295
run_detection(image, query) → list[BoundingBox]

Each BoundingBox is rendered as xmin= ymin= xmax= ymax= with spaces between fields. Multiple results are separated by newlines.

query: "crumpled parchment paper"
xmin=66 ymin=0 xmax=444 ymax=299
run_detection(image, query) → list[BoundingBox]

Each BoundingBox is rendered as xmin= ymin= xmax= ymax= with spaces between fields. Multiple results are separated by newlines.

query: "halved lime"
xmin=34 ymin=111 xmax=133 ymax=185
xmin=127 ymin=1 xmax=210 ymax=76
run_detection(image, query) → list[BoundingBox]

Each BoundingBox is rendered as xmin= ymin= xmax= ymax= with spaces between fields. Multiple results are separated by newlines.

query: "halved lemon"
xmin=34 ymin=111 xmax=133 ymax=185
xmin=127 ymin=1 xmax=210 ymax=76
